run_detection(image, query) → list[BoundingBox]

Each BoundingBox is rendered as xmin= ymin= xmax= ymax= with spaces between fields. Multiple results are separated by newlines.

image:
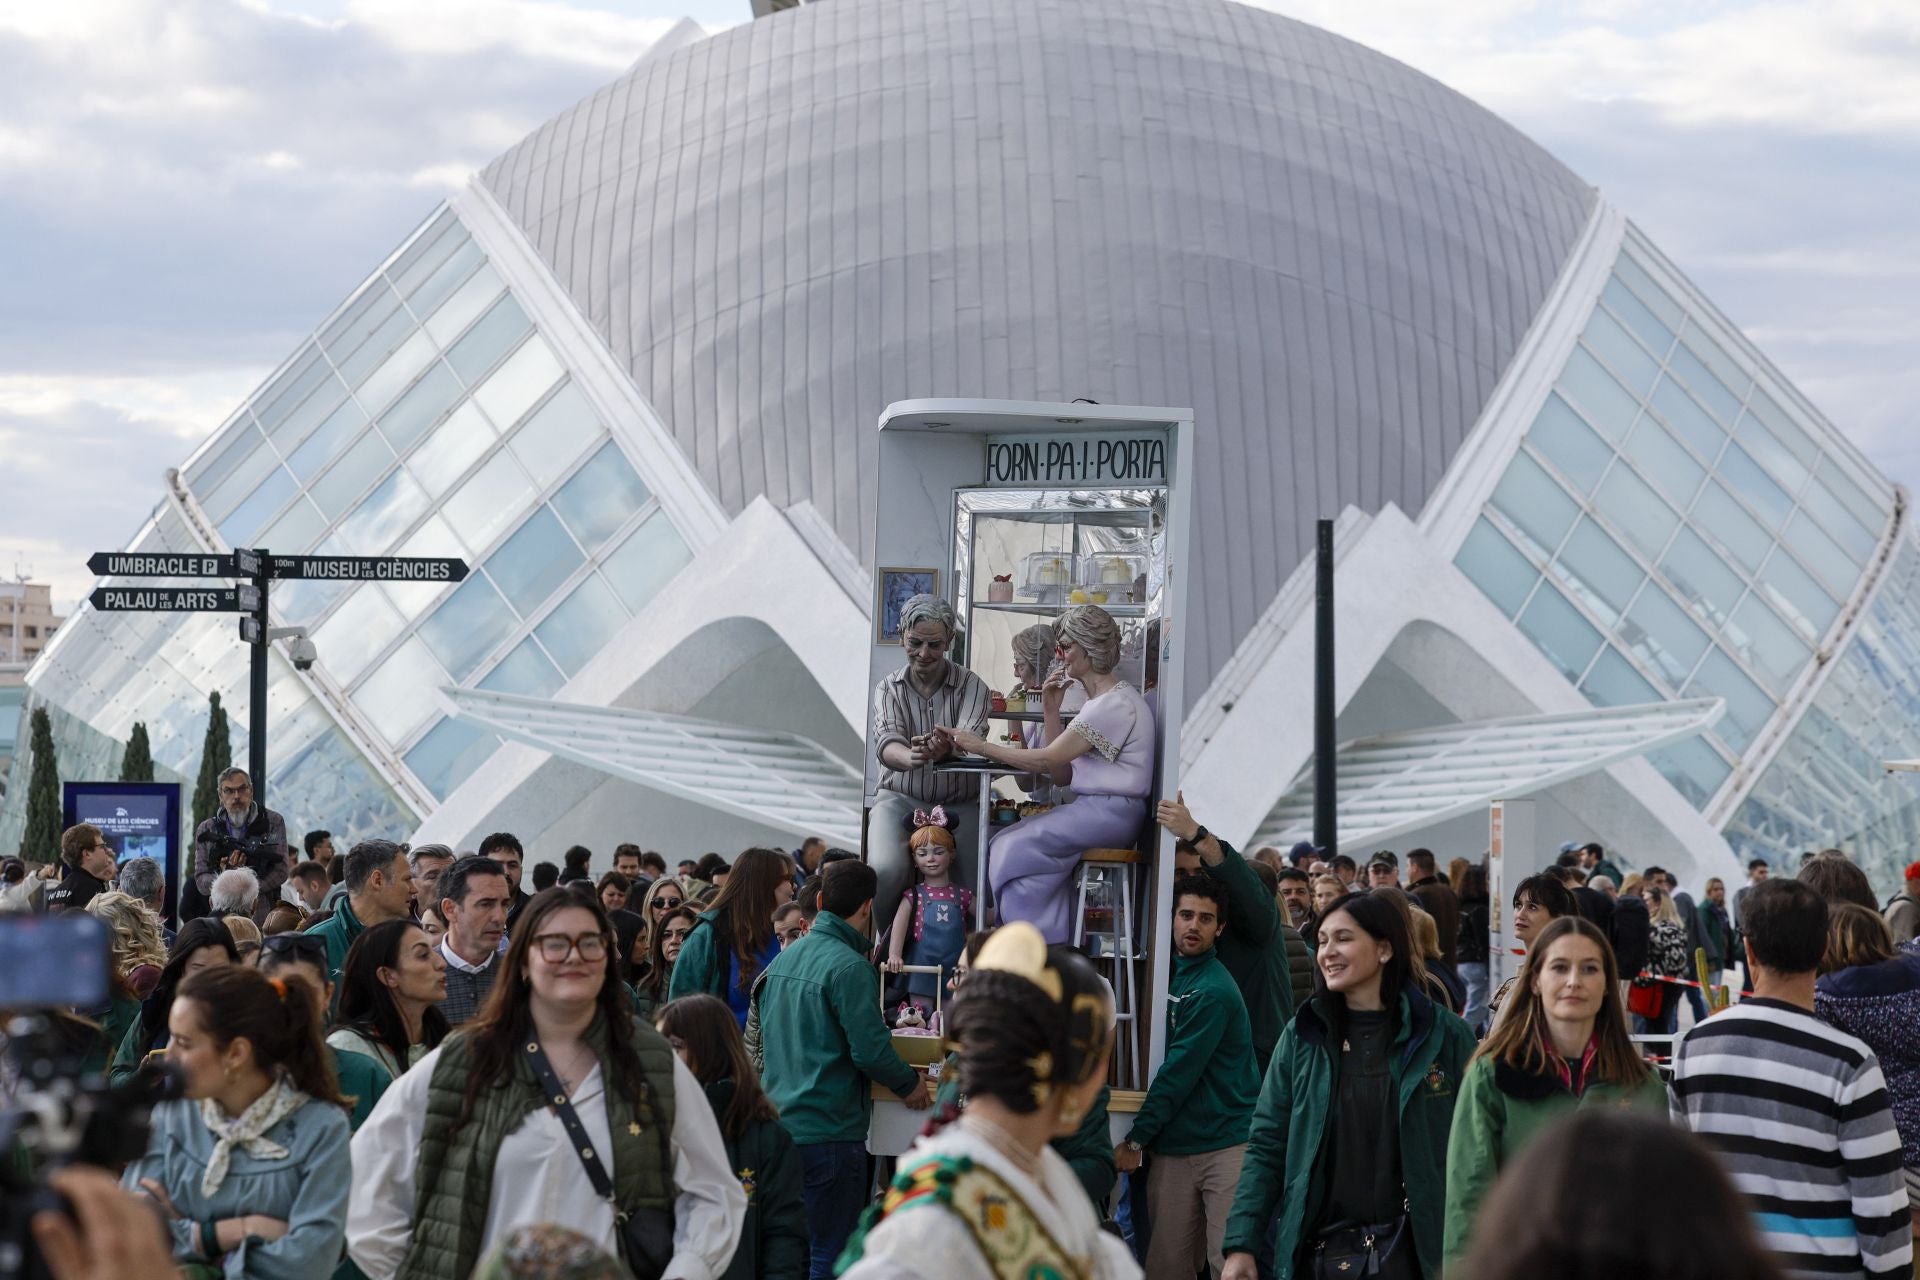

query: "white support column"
xmin=1488 ymin=798 xmax=1536 ymax=989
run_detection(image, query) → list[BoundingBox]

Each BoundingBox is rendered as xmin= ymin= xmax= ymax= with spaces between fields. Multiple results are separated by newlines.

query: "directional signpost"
xmin=85 ymin=547 xmax=468 ymax=812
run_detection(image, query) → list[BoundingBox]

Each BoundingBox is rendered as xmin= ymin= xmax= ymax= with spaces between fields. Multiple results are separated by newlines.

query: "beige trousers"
xmin=1145 ymin=1145 xmax=1246 ymax=1279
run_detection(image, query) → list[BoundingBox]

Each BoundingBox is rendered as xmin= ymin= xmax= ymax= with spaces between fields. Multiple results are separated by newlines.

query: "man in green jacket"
xmin=1116 ymin=875 xmax=1259 ymax=1279
xmin=305 ymin=839 xmax=413 ymax=985
xmin=754 ymin=859 xmax=930 ymax=1279
xmin=1159 ymin=792 xmax=1293 ymax=1073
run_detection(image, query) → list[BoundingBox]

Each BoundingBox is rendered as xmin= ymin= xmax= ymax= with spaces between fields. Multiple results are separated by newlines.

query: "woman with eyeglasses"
xmin=636 ymin=905 xmax=698 ymax=1023
xmin=637 ymin=874 xmax=688 ymax=950
xmin=327 ymin=920 xmax=449 ymax=1129
xmin=346 ymin=887 xmax=746 ymax=1279
xmin=109 ymin=917 xmax=239 ymax=1086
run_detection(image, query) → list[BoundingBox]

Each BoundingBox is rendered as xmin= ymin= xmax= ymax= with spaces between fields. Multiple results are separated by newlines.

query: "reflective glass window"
xmin=271 ymin=576 xmax=350 ymax=628
xmin=1619 ymin=584 xmax=1709 ymax=689
xmin=312 ymin=586 xmax=405 ymax=684
xmin=1691 ymin=482 xmax=1770 ymax=572
xmin=1613 ymin=251 xmax=1685 ymax=331
xmin=534 ymin=574 xmax=628 ymax=677
xmin=187 ymin=419 xmax=263 ymax=494
xmin=1620 ymin=416 xmax=1704 ymax=508
xmin=1552 ymin=518 xmax=1644 ymax=628
xmin=444 ymin=452 xmax=535 ymax=553
xmin=1752 ymin=546 xmax=1839 ymax=644
xmin=552 ymin=442 xmax=651 ymax=550
xmin=473 ymin=336 xmax=566 ymax=433
xmin=1716 ymin=440 xmax=1793 ymax=529
xmin=1725 ymin=593 xmax=1810 ymax=694
xmin=1744 ymin=387 xmax=1818 ymax=465
xmin=1582 ymin=307 xmax=1661 ymax=395
xmin=308 ymin=430 xmax=396 ymax=520
xmin=331 ymin=307 xmax=417 ymax=390
xmin=200 ymin=436 xmax=280 ymax=522
xmin=1733 ymin=412 xmax=1810 ymax=497
xmin=1593 ymin=464 xmax=1678 ymax=560
xmin=1526 ymin=393 xmax=1612 ymax=495
xmin=1601 ymin=276 xmax=1675 ymax=357
xmin=1660 ymin=527 xmax=1745 ymax=628
xmin=1680 ymin=326 xmax=1752 ymax=404
xmin=217 ymin=466 xmax=297 ymax=548
xmin=1455 ymin=518 xmax=1538 ymax=619
xmin=445 ymin=295 xmax=532 ymax=385
xmin=355 ymin=331 xmax=437 ymax=415
xmin=1649 ymin=376 xmax=1725 ymax=463
xmin=408 ymin=402 xmax=494 ymax=501
xmin=1798 ymin=473 xmax=1879 ymax=562
xmin=1556 ymin=347 xmax=1640 ymax=439
xmin=288 ymin=398 xmax=368 ymax=482
xmin=402 ymin=239 xmax=484 ymax=321
xmin=261 ymin=496 xmax=326 ymax=555
xmin=336 ymin=467 xmax=428 ymax=554
xmin=509 ymin=381 xmax=601 ymax=488
xmin=418 ymin=573 xmax=516 ymax=680
xmin=485 ymin=507 xmax=583 ymax=615
xmin=1684 ymin=647 xmax=1775 ymax=753
xmin=1581 ymin=645 xmax=1661 ymax=708
xmin=383 ymin=516 xmax=464 ymax=616
xmin=404 ymin=716 xmax=499 ymax=802
xmin=603 ymin=512 xmax=693 ymax=616
xmin=388 ymin=210 xmax=465 ymax=294
xmin=263 ymin=373 xmax=347 ymax=454
xmin=320 ymin=280 xmax=405 ymax=365
xmin=1515 ymin=580 xmax=1603 ymax=684
xmin=1648 ymin=735 xmax=1732 ymax=808
xmin=479 ymin=637 xmax=565 ymax=699
xmin=1814 ymin=456 xmax=1887 ymax=527
xmin=1491 ymin=453 xmax=1578 ymax=560
xmin=1784 ymin=510 xmax=1861 ymax=594
xmin=253 ymin=345 xmax=333 ymax=437
xmin=377 ymin=361 xmax=463 ymax=451
xmin=354 ymin=637 xmax=444 ymax=746
xmin=423 ymin=262 xmax=504 ymax=348
xmin=1667 ymin=341 xmax=1742 ymax=426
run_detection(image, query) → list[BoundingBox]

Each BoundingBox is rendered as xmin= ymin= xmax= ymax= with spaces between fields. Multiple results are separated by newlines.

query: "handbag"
xmin=1307 ymin=1205 xmax=1417 ymax=1280
xmin=1626 ymin=975 xmax=1664 ymax=1019
xmin=524 ymin=1040 xmax=676 ymax=1280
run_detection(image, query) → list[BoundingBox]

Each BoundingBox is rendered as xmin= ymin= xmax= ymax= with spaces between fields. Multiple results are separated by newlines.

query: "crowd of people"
xmin=11 ymin=738 xmax=1920 ymax=1280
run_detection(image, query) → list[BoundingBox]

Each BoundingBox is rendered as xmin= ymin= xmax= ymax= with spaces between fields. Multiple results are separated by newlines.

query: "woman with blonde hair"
xmin=221 ymin=912 xmax=263 ymax=965
xmin=1815 ymin=903 xmax=1920 ymax=1226
xmin=83 ymin=891 xmax=169 ymax=1075
xmin=1632 ymin=885 xmax=1691 ymax=1035
xmin=1444 ymin=915 xmax=1666 ymax=1267
xmin=1410 ymin=907 xmax=1464 ymax=1014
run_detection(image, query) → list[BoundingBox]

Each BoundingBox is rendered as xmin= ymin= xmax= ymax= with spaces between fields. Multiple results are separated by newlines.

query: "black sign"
xmin=270 ymin=555 xmax=468 ymax=583
xmin=232 ymin=547 xmax=262 ymax=577
xmin=90 ymin=585 xmax=259 ymax=613
xmin=239 ymin=617 xmax=263 ymax=644
xmin=86 ymin=551 xmax=254 ymax=578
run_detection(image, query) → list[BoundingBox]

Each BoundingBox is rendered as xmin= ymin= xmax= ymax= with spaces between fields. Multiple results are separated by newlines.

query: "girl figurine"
xmin=886 ymin=807 xmax=975 ymax=1020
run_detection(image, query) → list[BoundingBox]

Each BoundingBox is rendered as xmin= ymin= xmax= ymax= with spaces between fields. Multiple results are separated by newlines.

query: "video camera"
xmin=0 ymin=913 xmax=179 ymax=1280
xmin=208 ymin=827 xmax=276 ymax=868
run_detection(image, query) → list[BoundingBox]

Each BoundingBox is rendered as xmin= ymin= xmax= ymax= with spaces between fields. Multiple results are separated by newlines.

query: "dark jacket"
xmin=1408 ymin=875 xmax=1461 ymax=958
xmin=1456 ymin=893 xmax=1490 ymax=966
xmin=1609 ymin=894 xmax=1651 ymax=978
xmin=1222 ymin=988 xmax=1475 ymax=1275
xmin=1816 ymin=952 xmax=1920 ymax=1168
xmin=1673 ymin=890 xmax=1704 ymax=954
xmin=1701 ymin=899 xmax=1732 ymax=968
xmin=1206 ymin=839 xmax=1293 ymax=1074
xmin=191 ymin=805 xmax=289 ymax=915
xmin=1124 ymin=946 xmax=1259 ymax=1155
xmin=705 ymin=1078 xmax=809 ymax=1280
xmin=1572 ymin=885 xmax=1614 ymax=940
xmin=42 ymin=864 xmax=110 ymax=916
xmin=1282 ymin=925 xmax=1315 ymax=1012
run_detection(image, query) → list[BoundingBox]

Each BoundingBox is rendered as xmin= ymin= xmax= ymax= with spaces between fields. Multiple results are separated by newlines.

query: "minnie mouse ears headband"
xmin=906 ymin=805 xmax=961 ymax=832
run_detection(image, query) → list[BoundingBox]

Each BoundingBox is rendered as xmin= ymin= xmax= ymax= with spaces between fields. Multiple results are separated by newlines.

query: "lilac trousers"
xmin=988 ymin=793 xmax=1146 ymax=943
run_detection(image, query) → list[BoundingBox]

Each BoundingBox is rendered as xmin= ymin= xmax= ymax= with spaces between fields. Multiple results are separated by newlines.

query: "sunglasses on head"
xmin=260 ymin=933 xmax=328 ymax=960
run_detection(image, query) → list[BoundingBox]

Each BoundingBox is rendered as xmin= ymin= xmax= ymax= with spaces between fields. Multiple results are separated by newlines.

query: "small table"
xmin=930 ymin=756 xmax=1017 ymax=911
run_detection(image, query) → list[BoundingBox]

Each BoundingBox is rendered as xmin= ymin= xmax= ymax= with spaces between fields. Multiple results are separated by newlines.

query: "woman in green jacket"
xmin=1442 ymin=915 xmax=1667 ymax=1271
xmin=326 ymin=920 xmax=450 ymax=1129
xmin=656 ymin=994 xmax=808 ymax=1280
xmin=666 ymin=848 xmax=794 ymax=1025
xmin=1222 ymin=892 xmax=1474 ymax=1280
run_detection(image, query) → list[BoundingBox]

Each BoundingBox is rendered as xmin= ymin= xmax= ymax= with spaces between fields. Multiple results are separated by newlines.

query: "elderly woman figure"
xmin=942 ymin=605 xmax=1155 ymax=944
xmin=869 ymin=592 xmax=993 ymax=930
xmin=1010 ymin=621 xmax=1087 ymax=806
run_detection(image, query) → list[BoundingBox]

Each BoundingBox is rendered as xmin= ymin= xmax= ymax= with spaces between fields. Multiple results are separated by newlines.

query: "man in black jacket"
xmin=42 ymin=823 xmax=117 ymax=914
xmin=1405 ymin=848 xmax=1460 ymax=957
xmin=189 ymin=767 xmax=288 ymax=923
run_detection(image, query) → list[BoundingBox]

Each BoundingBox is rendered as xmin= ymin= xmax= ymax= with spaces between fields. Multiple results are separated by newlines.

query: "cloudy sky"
xmin=2 ymin=0 xmax=1912 ymax=611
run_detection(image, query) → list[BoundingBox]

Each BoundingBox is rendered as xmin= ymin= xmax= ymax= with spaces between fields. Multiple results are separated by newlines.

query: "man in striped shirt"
xmin=1672 ymin=877 xmax=1910 ymax=1279
xmin=868 ymin=593 xmax=991 ymax=929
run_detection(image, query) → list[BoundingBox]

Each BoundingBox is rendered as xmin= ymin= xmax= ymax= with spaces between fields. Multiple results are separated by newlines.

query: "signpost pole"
xmin=1313 ymin=518 xmax=1337 ymax=859
xmin=248 ymin=550 xmax=269 ymax=811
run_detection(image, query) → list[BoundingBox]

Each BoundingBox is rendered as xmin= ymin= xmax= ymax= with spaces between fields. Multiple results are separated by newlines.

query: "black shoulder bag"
xmin=524 ymin=1041 xmax=677 ymax=1280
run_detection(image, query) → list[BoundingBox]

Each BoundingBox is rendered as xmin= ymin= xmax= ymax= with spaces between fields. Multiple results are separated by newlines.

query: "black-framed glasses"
xmin=532 ymin=932 xmax=609 ymax=963
xmin=261 ymin=933 xmax=327 ymax=961
xmin=651 ymin=897 xmax=683 ymax=912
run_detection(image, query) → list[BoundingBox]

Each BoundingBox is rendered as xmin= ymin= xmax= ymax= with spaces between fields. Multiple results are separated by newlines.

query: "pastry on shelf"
xmin=1100 ymin=556 xmax=1131 ymax=585
xmin=1069 ymin=588 xmax=1089 ymax=604
xmin=987 ymin=573 xmax=1013 ymax=603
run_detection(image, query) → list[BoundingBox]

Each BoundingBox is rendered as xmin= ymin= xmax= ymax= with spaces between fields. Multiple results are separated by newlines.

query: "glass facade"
xmin=1455 ymin=229 xmax=1895 ymax=813
xmin=8 ymin=204 xmax=698 ymax=843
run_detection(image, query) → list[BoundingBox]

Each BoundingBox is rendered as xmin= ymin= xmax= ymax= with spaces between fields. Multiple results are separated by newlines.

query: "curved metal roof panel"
xmin=479 ymin=0 xmax=1596 ymax=702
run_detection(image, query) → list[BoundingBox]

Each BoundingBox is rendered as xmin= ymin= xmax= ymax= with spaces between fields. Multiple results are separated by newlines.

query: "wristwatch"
xmin=1124 ymin=1139 xmax=1143 ymax=1153
xmin=1189 ymin=824 xmax=1209 ymax=846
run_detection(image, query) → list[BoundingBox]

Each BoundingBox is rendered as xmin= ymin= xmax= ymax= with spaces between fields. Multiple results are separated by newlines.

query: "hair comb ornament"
xmin=973 ymin=922 xmax=1063 ymax=1003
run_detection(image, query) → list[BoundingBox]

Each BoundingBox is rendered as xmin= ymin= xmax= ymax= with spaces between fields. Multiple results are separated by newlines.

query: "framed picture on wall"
xmin=875 ymin=567 xmax=939 ymax=644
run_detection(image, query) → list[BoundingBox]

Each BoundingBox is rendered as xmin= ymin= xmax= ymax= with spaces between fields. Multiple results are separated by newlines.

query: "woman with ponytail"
xmin=121 ymin=963 xmax=352 ymax=1277
xmin=840 ymin=921 xmax=1139 ymax=1279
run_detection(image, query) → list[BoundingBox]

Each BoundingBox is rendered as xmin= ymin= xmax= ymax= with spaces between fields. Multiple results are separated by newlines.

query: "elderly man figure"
xmin=868 ymin=593 xmax=991 ymax=930
xmin=190 ymin=766 xmax=289 ymax=923
xmin=209 ymin=867 xmax=261 ymax=920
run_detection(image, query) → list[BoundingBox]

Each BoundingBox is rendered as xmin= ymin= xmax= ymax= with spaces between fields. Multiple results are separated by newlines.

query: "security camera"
xmin=288 ymin=637 xmax=318 ymax=671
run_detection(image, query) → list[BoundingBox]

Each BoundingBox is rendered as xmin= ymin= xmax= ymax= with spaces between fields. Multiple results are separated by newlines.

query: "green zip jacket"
xmin=705 ymin=1078 xmax=809 ymax=1280
xmin=1222 ymin=988 xmax=1475 ymax=1276
xmin=307 ymin=894 xmax=366 ymax=983
xmin=1443 ymin=1051 xmax=1668 ymax=1271
xmin=756 ymin=910 xmax=919 ymax=1144
xmin=1209 ymin=839 xmax=1293 ymax=1073
xmin=1126 ymin=946 xmax=1259 ymax=1155
xmin=668 ymin=909 xmax=729 ymax=1002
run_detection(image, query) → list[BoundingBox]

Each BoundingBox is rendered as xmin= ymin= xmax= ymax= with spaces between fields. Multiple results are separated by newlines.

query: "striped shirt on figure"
xmin=1671 ymin=997 xmax=1911 ymax=1279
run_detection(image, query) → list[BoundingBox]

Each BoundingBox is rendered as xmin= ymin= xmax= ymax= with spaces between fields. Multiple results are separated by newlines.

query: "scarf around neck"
xmin=197 ymin=1074 xmax=308 ymax=1197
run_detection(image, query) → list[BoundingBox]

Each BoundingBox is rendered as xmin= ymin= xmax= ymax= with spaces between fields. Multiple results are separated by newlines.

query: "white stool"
xmin=1073 ymin=847 xmax=1145 ymax=1088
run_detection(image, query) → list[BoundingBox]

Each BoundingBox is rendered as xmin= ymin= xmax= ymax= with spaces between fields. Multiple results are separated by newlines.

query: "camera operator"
xmin=188 ymin=768 xmax=288 ymax=925
xmin=41 ymin=826 xmax=117 ymax=916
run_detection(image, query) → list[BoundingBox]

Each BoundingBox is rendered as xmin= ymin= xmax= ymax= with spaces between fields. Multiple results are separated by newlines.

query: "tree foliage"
xmin=119 ymin=721 xmax=154 ymax=782
xmin=21 ymin=705 xmax=60 ymax=863
xmin=190 ymin=692 xmax=231 ymax=825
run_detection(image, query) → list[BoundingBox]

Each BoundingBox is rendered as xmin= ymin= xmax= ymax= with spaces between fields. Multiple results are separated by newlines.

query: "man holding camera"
xmin=188 ymin=767 xmax=288 ymax=924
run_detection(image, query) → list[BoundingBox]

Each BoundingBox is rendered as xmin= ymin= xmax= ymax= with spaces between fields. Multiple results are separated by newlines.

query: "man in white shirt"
xmin=436 ymin=856 xmax=509 ymax=1025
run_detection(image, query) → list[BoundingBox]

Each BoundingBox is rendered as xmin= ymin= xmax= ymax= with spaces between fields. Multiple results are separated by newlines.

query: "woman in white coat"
xmin=838 ymin=923 xmax=1139 ymax=1280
